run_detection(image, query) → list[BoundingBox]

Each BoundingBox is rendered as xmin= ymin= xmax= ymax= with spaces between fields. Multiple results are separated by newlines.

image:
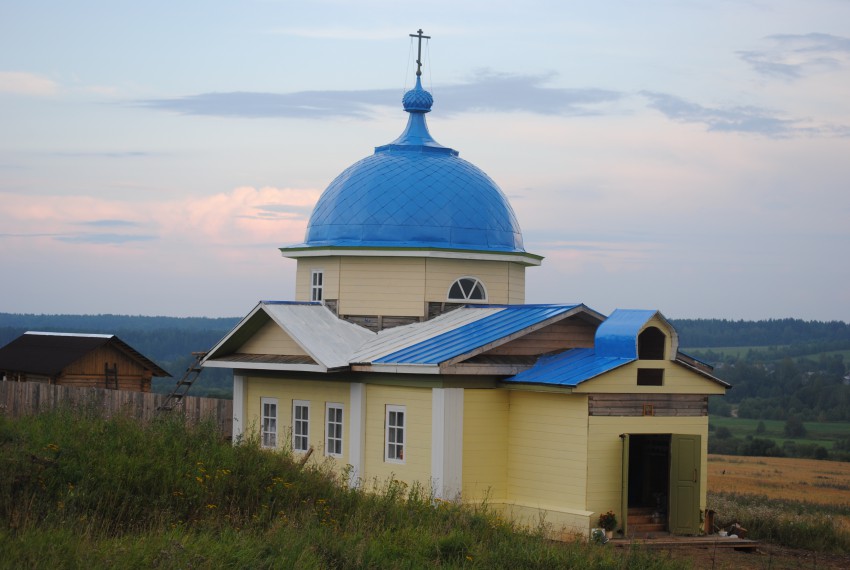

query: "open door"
xmin=620 ymin=434 xmax=629 ymax=536
xmin=668 ymin=434 xmax=701 ymax=535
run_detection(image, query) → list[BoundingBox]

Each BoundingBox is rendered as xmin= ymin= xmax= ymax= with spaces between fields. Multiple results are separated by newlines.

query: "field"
xmin=710 ymin=416 xmax=850 ymax=451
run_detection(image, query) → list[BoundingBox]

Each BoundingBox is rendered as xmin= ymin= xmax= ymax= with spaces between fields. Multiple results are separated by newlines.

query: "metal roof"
xmin=282 ymin=77 xmax=526 ymax=255
xmin=202 ymin=301 xmax=374 ymax=372
xmin=594 ymin=309 xmax=659 ymax=358
xmin=372 ymin=305 xmax=582 ymax=365
xmin=351 ymin=306 xmax=503 ymax=363
xmin=504 ymin=348 xmax=633 ymax=387
xmin=0 ymin=332 xmax=170 ymax=377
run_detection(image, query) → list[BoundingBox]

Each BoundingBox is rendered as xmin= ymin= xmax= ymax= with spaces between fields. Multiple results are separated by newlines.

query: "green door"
xmin=668 ymin=434 xmax=701 ymax=535
xmin=620 ymin=434 xmax=629 ymax=536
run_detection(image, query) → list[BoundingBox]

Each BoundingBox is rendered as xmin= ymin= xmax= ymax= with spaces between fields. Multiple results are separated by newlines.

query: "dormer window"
xmin=638 ymin=326 xmax=666 ymax=360
xmin=448 ymin=277 xmax=487 ymax=302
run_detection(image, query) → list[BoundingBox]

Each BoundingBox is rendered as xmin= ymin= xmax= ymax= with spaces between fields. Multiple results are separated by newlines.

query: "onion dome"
xmin=283 ymin=76 xmax=534 ymax=258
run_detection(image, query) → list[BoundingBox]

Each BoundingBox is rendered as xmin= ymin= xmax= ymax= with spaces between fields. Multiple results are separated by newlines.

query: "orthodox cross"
xmin=409 ymin=29 xmax=431 ymax=76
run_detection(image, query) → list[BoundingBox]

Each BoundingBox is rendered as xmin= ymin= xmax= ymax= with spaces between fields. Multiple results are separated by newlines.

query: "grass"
xmin=0 ymin=408 xmax=684 ymax=569
xmin=708 ymin=454 xmax=850 ymax=553
xmin=710 ymin=416 xmax=850 ymax=450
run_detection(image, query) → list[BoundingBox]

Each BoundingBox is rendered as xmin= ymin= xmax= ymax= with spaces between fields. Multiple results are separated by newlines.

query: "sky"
xmin=2 ymin=1 xmax=849 ymax=322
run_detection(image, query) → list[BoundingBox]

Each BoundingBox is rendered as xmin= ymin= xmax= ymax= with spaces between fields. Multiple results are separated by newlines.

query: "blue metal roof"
xmin=503 ymin=308 xmax=660 ymax=387
xmin=595 ymin=309 xmax=658 ymax=358
xmin=374 ymin=304 xmax=580 ymax=365
xmin=504 ymin=348 xmax=633 ymax=387
xmin=284 ymin=77 xmax=526 ymax=254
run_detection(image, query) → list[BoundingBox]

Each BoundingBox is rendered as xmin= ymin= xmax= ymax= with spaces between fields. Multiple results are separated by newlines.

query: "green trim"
xmin=279 ymin=244 xmax=544 ymax=261
xmin=238 ymin=369 xmax=500 ymax=389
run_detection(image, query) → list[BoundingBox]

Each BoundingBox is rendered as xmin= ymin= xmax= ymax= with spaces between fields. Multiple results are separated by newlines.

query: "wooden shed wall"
xmin=59 ymin=344 xmax=152 ymax=392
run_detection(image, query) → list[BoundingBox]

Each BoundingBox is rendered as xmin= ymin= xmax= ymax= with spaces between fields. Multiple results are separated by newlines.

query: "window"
xmin=261 ymin=398 xmax=278 ymax=449
xmin=311 ymin=270 xmax=323 ymax=302
xmin=385 ymin=405 xmax=405 ymax=463
xmin=325 ymin=403 xmax=343 ymax=457
xmin=637 ymin=368 xmax=664 ymax=386
xmin=447 ymin=277 xmax=486 ymax=302
xmin=638 ymin=326 xmax=666 ymax=360
xmin=293 ymin=400 xmax=310 ymax=452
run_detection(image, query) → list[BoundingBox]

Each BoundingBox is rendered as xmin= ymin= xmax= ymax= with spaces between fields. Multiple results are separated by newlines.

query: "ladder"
xmin=157 ymin=351 xmax=206 ymax=411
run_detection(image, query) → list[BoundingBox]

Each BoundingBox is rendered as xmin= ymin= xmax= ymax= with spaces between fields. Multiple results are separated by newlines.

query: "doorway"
xmin=620 ymin=433 xmax=701 ymax=535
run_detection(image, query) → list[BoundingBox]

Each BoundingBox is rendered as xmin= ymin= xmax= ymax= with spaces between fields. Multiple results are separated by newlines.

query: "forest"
xmin=2 ymin=314 xmax=849 ymax=427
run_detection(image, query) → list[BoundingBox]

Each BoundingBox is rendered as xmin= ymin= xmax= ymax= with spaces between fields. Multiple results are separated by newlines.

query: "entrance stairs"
xmin=626 ymin=507 xmax=668 ymax=539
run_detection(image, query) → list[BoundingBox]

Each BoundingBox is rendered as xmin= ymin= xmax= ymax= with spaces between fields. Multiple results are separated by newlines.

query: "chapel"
xmin=203 ymin=32 xmax=728 ymax=538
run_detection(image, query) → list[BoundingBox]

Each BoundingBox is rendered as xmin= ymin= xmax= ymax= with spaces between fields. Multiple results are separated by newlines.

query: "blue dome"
xmin=296 ymin=78 xmax=526 ymax=254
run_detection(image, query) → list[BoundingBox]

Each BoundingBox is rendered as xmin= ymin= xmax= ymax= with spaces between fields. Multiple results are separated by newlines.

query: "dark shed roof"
xmin=0 ymin=332 xmax=170 ymax=378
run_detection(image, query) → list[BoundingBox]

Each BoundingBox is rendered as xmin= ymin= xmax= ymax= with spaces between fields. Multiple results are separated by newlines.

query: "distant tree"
xmin=783 ymin=416 xmax=807 ymax=438
xmin=755 ymin=421 xmax=766 ymax=434
xmin=715 ymin=427 xmax=733 ymax=439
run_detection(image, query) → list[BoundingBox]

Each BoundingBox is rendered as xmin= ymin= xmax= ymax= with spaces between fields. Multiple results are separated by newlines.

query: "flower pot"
xmin=605 ymin=530 xmax=613 ymax=539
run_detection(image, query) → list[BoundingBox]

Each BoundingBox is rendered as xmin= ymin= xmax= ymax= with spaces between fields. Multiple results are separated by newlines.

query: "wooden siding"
xmin=508 ymin=262 xmax=525 ymax=304
xmin=363 ymin=384 xmax=432 ymax=487
xmin=0 ymin=381 xmax=231 ymax=436
xmin=338 ymin=257 xmax=426 ymax=317
xmin=572 ymin=361 xmax=726 ymax=395
xmin=240 ymin=320 xmax=309 ymax=356
xmin=462 ymin=388 xmax=508 ymax=501
xmin=244 ymin=376 xmax=351 ymax=463
xmin=52 ymin=344 xmax=151 ymax=392
xmin=585 ymin=416 xmax=708 ymax=527
xmin=483 ymin=316 xmax=597 ymax=356
xmin=423 ymin=258 xmax=524 ymax=305
xmin=588 ymin=394 xmax=708 ymax=417
xmin=506 ymin=391 xmax=589 ymax=510
xmin=295 ymin=257 xmax=341 ymax=302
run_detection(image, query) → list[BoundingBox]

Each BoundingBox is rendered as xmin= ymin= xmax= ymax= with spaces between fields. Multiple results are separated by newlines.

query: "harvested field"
xmin=709 ymin=454 xmax=850 ymax=506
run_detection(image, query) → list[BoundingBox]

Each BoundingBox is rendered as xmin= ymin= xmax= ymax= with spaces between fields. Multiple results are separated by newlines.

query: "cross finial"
xmin=409 ymin=29 xmax=431 ymax=77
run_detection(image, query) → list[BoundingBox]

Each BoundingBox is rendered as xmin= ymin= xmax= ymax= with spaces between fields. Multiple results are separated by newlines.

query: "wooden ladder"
xmin=157 ymin=352 xmax=206 ymax=411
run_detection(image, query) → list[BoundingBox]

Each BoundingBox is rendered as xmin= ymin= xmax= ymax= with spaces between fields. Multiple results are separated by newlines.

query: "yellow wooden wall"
xmin=506 ymin=391 xmax=589 ymax=510
xmin=294 ymin=257 xmax=341 ymax=301
xmin=363 ymin=384 xmax=432 ymax=486
xmin=244 ymin=376 xmax=351 ymax=463
xmin=572 ymin=361 xmax=727 ymax=395
xmin=462 ymin=388 xmax=509 ymax=501
xmin=296 ymin=256 xmax=527 ymax=317
xmin=239 ymin=320 xmax=308 ymax=356
xmin=423 ymin=258 xmax=525 ymax=305
xmin=585 ymin=416 xmax=709 ymax=525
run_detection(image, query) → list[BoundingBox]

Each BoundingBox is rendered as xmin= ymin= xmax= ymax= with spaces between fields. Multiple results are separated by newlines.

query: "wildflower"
xmin=206 ymin=504 xmax=217 ymax=509
xmin=466 ymin=555 xmax=473 ymax=561
xmin=45 ymin=443 xmax=60 ymax=452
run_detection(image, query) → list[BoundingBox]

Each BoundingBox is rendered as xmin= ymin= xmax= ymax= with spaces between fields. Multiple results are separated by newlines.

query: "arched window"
xmin=638 ymin=326 xmax=666 ymax=360
xmin=447 ymin=277 xmax=487 ymax=302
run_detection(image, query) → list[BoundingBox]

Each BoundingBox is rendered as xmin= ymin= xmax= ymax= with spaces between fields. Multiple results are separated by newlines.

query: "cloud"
xmin=136 ymin=71 xmax=623 ymax=119
xmin=0 ymin=186 xmax=321 ymax=250
xmin=738 ymin=33 xmax=850 ymax=79
xmin=641 ymin=91 xmax=850 ymax=138
xmin=0 ymin=71 xmax=58 ymax=96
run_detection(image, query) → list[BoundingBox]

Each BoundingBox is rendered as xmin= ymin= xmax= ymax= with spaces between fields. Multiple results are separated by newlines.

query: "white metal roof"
xmin=350 ymin=306 xmax=503 ymax=363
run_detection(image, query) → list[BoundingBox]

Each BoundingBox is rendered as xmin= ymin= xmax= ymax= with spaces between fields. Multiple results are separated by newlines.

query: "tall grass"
xmin=0 ymin=408 xmax=684 ymax=569
xmin=709 ymin=491 xmax=850 ymax=553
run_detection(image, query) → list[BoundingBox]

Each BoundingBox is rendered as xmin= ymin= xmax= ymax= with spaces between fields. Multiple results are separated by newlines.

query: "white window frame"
xmin=385 ymin=405 xmax=406 ymax=464
xmin=292 ymin=400 xmax=310 ymax=453
xmin=447 ymin=276 xmax=487 ymax=302
xmin=311 ymin=269 xmax=324 ymax=302
xmin=261 ymin=397 xmax=278 ymax=449
xmin=325 ymin=402 xmax=344 ymax=458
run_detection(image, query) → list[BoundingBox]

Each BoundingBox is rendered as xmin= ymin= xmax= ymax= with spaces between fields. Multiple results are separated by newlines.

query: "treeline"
xmin=671 ymin=318 xmax=850 ymax=348
xmin=0 ymin=313 xmax=240 ymax=398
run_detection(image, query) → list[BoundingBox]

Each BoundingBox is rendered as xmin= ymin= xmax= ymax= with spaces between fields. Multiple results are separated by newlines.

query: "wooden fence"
xmin=0 ymin=381 xmax=232 ymax=437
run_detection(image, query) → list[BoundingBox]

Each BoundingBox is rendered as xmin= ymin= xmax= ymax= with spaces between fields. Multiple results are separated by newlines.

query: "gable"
xmin=239 ymin=320 xmax=309 ymax=357
xmin=570 ymin=360 xmax=727 ymax=395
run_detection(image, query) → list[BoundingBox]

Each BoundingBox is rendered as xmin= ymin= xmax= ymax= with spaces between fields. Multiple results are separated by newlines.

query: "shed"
xmin=0 ymin=332 xmax=170 ymax=392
